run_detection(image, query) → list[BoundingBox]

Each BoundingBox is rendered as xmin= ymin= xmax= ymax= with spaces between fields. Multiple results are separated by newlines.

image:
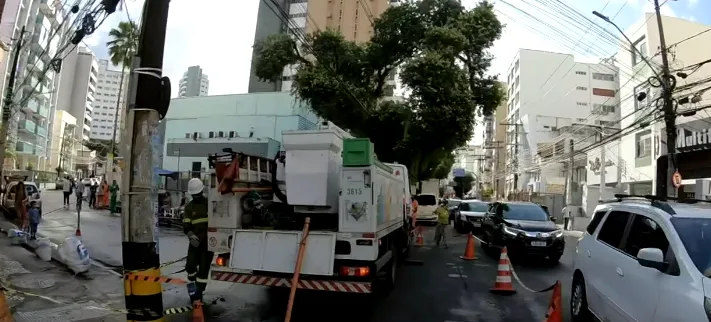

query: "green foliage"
xmin=25 ymin=162 xmax=34 ymax=171
xmin=481 ymin=188 xmax=494 ymax=199
xmin=253 ymin=0 xmax=504 ymax=182
xmin=83 ymin=138 xmax=117 ymax=157
xmin=453 ymin=173 xmax=475 ymax=198
xmin=106 ymin=21 xmax=139 ymax=68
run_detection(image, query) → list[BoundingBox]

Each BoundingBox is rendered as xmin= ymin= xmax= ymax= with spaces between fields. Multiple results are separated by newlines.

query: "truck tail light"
xmin=215 ymin=254 xmax=229 ymax=267
xmin=339 ymin=266 xmax=370 ymax=277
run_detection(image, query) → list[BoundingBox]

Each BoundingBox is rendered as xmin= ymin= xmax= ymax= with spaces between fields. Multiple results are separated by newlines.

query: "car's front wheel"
xmin=571 ymin=274 xmax=594 ymax=322
xmin=454 ymin=218 xmax=467 ymax=234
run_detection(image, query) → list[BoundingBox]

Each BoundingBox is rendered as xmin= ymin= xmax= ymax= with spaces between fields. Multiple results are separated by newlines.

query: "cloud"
xmin=87 ymin=0 xmax=259 ymax=96
xmin=688 ymin=0 xmax=699 ymax=8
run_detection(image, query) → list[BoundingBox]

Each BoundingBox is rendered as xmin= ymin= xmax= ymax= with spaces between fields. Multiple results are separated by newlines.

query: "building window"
xmin=598 ymin=120 xmax=616 ymax=127
xmin=635 ymin=130 xmax=652 ymax=158
xmin=576 ymin=86 xmax=587 ymax=90
xmin=631 ymin=36 xmax=648 ymax=66
xmin=634 ymin=83 xmax=651 ymax=111
xmin=592 ymin=104 xmax=616 ymax=114
xmin=592 ymin=73 xmax=615 ymax=81
xmin=592 ymin=88 xmax=615 ymax=97
xmin=575 ymin=71 xmax=587 ymax=75
xmin=577 ymin=102 xmax=588 ymax=106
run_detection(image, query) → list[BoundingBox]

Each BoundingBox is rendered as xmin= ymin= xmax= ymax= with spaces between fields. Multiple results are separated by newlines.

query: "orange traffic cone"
xmin=0 ymin=289 xmax=12 ymax=322
xmin=414 ymin=227 xmax=424 ymax=247
xmin=192 ymin=300 xmax=204 ymax=322
xmin=460 ymin=233 xmax=478 ymax=260
xmin=544 ymin=281 xmax=562 ymax=322
xmin=490 ymin=246 xmax=516 ymax=294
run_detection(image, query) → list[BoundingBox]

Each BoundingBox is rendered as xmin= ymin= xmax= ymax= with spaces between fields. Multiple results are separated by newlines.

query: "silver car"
xmin=3 ymin=181 xmax=42 ymax=216
xmin=453 ymin=200 xmax=490 ymax=234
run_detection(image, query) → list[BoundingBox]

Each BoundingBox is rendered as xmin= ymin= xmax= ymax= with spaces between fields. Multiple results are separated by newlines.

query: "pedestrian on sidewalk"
xmin=89 ymin=180 xmax=98 ymax=208
xmin=28 ymin=201 xmax=40 ymax=240
xmin=62 ymin=176 xmax=72 ymax=209
xmin=75 ymin=181 xmax=85 ymax=210
xmin=109 ymin=180 xmax=119 ymax=214
xmin=434 ymin=199 xmax=449 ymax=248
xmin=100 ymin=180 xmax=109 ymax=209
xmin=562 ymin=205 xmax=571 ymax=230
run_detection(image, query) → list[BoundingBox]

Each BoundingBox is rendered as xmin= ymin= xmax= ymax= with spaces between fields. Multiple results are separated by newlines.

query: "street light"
xmin=592 ymin=10 xmax=665 ymax=86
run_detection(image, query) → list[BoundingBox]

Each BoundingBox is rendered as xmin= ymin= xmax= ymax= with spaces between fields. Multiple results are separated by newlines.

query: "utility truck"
xmin=207 ymin=122 xmax=413 ymax=294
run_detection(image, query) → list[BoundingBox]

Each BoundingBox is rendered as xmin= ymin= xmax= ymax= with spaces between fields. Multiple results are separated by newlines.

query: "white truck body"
xmin=207 ymin=124 xmax=412 ymax=294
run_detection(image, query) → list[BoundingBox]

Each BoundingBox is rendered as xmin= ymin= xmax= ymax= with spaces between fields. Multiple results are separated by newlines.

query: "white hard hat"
xmin=187 ymin=178 xmax=204 ymax=195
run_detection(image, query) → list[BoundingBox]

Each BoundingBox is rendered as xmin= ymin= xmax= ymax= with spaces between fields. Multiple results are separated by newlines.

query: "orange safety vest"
xmin=412 ymin=200 xmax=419 ymax=217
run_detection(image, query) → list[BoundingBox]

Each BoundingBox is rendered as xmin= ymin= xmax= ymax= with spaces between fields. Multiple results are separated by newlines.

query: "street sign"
xmin=672 ymin=171 xmax=682 ymax=188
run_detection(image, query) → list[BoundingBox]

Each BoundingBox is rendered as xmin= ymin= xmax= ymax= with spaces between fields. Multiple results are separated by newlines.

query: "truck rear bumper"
xmin=210 ymin=270 xmax=372 ymax=293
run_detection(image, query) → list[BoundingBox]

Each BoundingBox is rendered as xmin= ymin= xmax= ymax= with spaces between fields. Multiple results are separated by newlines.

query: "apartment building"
xmin=248 ymin=0 xmax=400 ymax=93
xmin=90 ymin=59 xmax=129 ymax=142
xmin=504 ymin=49 xmax=620 ymax=195
xmin=178 ymin=65 xmax=209 ymax=97
xmin=0 ymin=0 xmax=70 ymax=171
xmin=612 ymin=15 xmax=711 ymax=198
xmin=49 ymin=110 xmax=77 ymax=173
xmin=56 ymin=46 xmax=98 ymax=142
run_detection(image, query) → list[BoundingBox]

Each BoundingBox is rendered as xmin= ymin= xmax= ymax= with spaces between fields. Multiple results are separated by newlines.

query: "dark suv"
xmin=480 ymin=201 xmax=565 ymax=263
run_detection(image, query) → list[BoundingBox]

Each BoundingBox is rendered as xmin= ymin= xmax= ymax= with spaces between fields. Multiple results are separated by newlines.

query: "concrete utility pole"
xmin=599 ymin=138 xmax=606 ymax=198
xmin=565 ymin=139 xmax=575 ymax=207
xmin=0 ymin=26 xmax=25 ymax=175
xmin=483 ymin=140 xmax=503 ymax=196
xmin=653 ymin=0 xmax=678 ymax=199
xmin=120 ymin=0 xmax=171 ymax=320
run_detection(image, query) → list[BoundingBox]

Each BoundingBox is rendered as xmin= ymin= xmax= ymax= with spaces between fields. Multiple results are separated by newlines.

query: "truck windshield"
xmin=671 ymin=217 xmax=711 ymax=277
xmin=417 ymin=195 xmax=437 ymax=206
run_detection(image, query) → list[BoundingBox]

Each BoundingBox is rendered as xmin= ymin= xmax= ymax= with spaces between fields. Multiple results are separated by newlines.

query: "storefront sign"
xmin=676 ymin=127 xmax=711 ymax=152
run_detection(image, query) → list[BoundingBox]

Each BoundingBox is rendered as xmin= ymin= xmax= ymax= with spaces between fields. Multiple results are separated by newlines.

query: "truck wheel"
xmin=384 ymin=247 xmax=397 ymax=291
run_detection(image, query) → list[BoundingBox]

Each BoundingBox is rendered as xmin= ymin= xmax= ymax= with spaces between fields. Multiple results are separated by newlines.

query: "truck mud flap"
xmin=210 ymin=271 xmax=372 ymax=293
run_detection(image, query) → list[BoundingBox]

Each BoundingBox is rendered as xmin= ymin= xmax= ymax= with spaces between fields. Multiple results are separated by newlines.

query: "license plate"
xmin=531 ymin=241 xmax=547 ymax=247
xmin=472 ymin=223 xmax=481 ymax=227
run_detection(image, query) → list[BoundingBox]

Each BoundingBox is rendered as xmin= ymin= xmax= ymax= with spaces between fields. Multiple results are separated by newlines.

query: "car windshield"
xmin=671 ymin=217 xmax=711 ymax=277
xmin=461 ymin=202 xmax=489 ymax=212
xmin=448 ymin=199 xmax=461 ymax=207
xmin=417 ymin=195 xmax=437 ymax=206
xmin=501 ymin=203 xmax=549 ymax=221
xmin=25 ymin=185 xmax=38 ymax=195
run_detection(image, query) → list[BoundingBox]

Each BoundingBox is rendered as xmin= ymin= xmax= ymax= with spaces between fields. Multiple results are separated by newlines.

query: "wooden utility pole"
xmin=0 ymin=26 xmax=25 ymax=175
xmin=483 ymin=140 xmax=503 ymax=197
xmin=120 ymin=0 xmax=171 ymax=320
xmin=500 ymin=122 xmax=523 ymax=195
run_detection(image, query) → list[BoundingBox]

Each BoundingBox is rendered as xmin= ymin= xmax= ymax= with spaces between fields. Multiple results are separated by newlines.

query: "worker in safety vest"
xmin=434 ymin=199 xmax=449 ymax=248
xmin=183 ymin=178 xmax=213 ymax=301
xmin=411 ymin=196 xmax=419 ymax=226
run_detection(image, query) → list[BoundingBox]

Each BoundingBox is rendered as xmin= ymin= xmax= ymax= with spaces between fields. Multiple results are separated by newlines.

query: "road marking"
xmin=448 ymin=273 xmax=467 ymax=278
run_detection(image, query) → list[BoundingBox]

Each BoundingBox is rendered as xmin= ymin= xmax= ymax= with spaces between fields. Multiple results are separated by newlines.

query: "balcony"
xmin=39 ymin=0 xmax=56 ymax=15
xmin=18 ymin=119 xmax=37 ymax=133
xmin=15 ymin=141 xmax=34 ymax=154
xmin=33 ymin=146 xmax=45 ymax=157
xmin=36 ymin=125 xmax=47 ymax=137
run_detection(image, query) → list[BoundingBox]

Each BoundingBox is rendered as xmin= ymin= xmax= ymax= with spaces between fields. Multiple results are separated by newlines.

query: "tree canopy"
xmin=107 ymin=21 xmax=139 ymax=68
xmin=453 ymin=173 xmax=475 ymax=198
xmin=84 ymin=138 xmax=118 ymax=158
xmin=254 ymin=0 xmax=504 ymax=182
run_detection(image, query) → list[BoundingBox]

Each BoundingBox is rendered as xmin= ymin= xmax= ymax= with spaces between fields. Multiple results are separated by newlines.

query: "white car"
xmin=414 ymin=193 xmax=439 ymax=224
xmin=453 ymin=200 xmax=489 ymax=234
xmin=571 ymin=194 xmax=711 ymax=322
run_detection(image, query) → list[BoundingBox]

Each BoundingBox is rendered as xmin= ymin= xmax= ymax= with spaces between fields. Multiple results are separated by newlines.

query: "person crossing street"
xmin=183 ymin=178 xmax=213 ymax=302
xmin=434 ymin=199 xmax=450 ymax=248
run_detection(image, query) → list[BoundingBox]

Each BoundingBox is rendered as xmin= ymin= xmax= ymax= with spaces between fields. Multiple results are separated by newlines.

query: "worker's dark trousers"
xmin=185 ymin=245 xmax=214 ymax=295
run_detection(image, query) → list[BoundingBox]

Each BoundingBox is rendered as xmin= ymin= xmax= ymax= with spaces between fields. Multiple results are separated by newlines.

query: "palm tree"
xmin=105 ymin=21 xmax=139 ymax=161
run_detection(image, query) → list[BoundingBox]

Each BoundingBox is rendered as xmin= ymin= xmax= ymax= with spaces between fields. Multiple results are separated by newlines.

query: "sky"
xmin=82 ymin=0 xmax=710 ymax=99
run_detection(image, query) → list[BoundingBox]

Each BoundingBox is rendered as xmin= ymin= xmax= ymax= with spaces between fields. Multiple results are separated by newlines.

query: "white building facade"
xmin=504 ymin=49 xmax=621 ymax=195
xmin=612 ymin=14 xmax=711 ymax=198
xmin=178 ymin=65 xmax=209 ymax=97
xmin=90 ymin=59 xmax=129 ymax=141
xmin=56 ymin=46 xmax=98 ymax=142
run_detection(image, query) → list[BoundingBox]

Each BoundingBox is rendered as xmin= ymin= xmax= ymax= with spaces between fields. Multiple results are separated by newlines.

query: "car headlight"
xmin=551 ymin=229 xmax=563 ymax=238
xmin=503 ymin=226 xmax=523 ymax=236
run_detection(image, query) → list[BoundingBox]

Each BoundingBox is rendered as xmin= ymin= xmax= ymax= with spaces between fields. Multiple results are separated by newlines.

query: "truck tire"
xmin=384 ymin=245 xmax=397 ymax=291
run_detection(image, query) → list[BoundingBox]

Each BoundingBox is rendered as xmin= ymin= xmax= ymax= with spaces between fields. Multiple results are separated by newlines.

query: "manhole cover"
xmin=9 ymin=273 xmax=57 ymax=289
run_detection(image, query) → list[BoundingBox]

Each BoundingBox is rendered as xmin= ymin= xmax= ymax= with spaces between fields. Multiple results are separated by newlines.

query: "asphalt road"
xmin=29 ymin=190 xmax=579 ymax=321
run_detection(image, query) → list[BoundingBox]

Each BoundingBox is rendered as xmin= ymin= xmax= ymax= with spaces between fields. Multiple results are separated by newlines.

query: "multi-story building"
xmin=161 ymin=92 xmax=318 ymax=173
xmin=248 ymin=0 xmax=400 ymax=93
xmin=504 ymin=49 xmax=620 ymax=195
xmin=90 ymin=59 xmax=129 ymax=142
xmin=56 ymin=46 xmax=98 ymax=142
xmin=178 ymin=65 xmax=209 ymax=97
xmin=611 ymin=15 xmax=711 ymax=199
xmin=49 ymin=110 xmax=77 ymax=174
xmin=0 ymin=0 xmax=70 ymax=170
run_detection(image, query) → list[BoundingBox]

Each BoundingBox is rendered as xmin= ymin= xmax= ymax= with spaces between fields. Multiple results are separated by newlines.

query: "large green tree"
xmin=105 ymin=21 xmax=139 ymax=155
xmin=254 ymin=0 xmax=503 ymax=182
